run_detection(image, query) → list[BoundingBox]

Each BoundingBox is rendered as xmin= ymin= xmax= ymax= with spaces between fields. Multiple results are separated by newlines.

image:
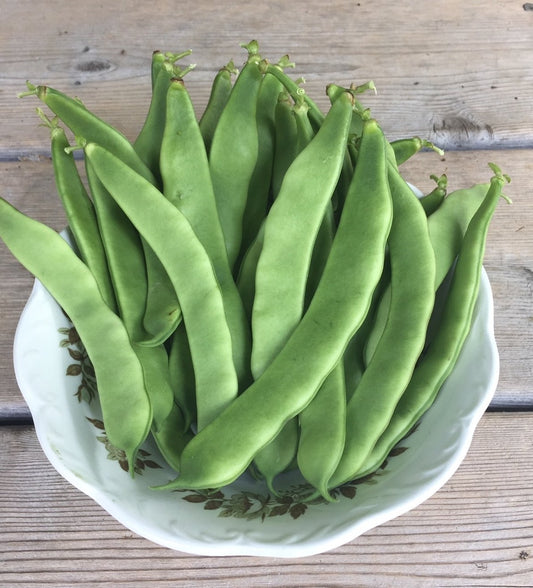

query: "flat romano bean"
xmin=363 ymin=182 xmax=490 ymax=366
xmin=85 ymin=143 xmax=239 ymax=432
xmin=168 ymin=322 xmax=196 ymax=430
xmin=152 ymin=401 xmax=193 ymax=473
xmin=235 ymin=221 xmax=265 ymax=321
xmin=251 ymin=87 xmax=354 ymax=379
xmin=329 ymin=158 xmax=436 ymax=490
xmin=391 ymin=136 xmax=444 ymax=166
xmin=291 ymin=97 xmax=336 ymax=307
xmin=134 ymin=50 xmax=194 ymax=183
xmin=41 ymin=111 xmax=116 ymax=312
xmin=297 ymin=361 xmax=346 ymax=500
xmin=252 ymin=416 xmax=299 ymax=494
xmin=21 ymin=82 xmax=181 ymax=346
xmin=21 ymin=83 xmax=156 ymax=184
xmin=208 ymin=41 xmax=263 ymax=269
xmin=294 ymin=121 xmax=346 ymax=498
xmin=238 ymin=58 xmax=291 ymax=261
xmin=84 ymin=159 xmax=151 ymax=343
xmin=155 ymin=117 xmax=392 ymax=492
xmin=270 ymin=91 xmax=299 ymax=201
xmin=160 ymin=77 xmax=251 ymax=389
xmin=242 ymin=90 xmax=299 ymax=486
xmin=420 ymin=173 xmax=447 ymax=216
xmin=84 ymin=161 xmax=175 ymax=428
xmin=132 ymin=342 xmax=175 ymax=432
xmin=263 ymin=63 xmax=324 ymax=130
xmin=252 ymin=93 xmax=318 ymax=488
xmin=0 ymin=197 xmax=152 ymax=471
xmin=199 ymin=60 xmax=237 ymax=154
xmin=354 ymin=167 xmax=510 ymax=480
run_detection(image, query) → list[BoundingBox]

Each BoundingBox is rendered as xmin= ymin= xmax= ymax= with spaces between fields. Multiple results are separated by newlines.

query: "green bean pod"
xmin=132 ymin=343 xmax=175 ymax=432
xmin=24 ymin=83 xmax=156 ymax=184
xmin=235 ymin=222 xmax=265 ymax=321
xmin=420 ymin=173 xmax=447 ymax=216
xmin=152 ymin=401 xmax=193 ymax=473
xmin=263 ymin=62 xmax=325 ymax=130
xmin=84 ymin=143 xmax=239 ymax=432
xmin=238 ymin=61 xmax=289 ymax=260
xmin=199 ymin=60 xmax=237 ymax=154
xmin=252 ymin=93 xmax=319 ymax=490
xmin=293 ymin=102 xmax=346 ymax=498
xmin=0 ymin=197 xmax=152 ymax=471
xmin=329 ymin=158 xmax=436 ymax=489
xmin=363 ymin=182 xmax=490 ymax=366
xmin=84 ymin=160 xmax=151 ymax=343
xmin=354 ymin=168 xmax=510 ymax=480
xmin=391 ymin=136 xmax=444 ymax=166
xmin=297 ymin=361 xmax=346 ymax=500
xmin=250 ymin=88 xmax=354 ymax=379
xmin=23 ymin=82 xmax=181 ymax=345
xmin=270 ymin=91 xmax=299 ymax=201
xmin=44 ymin=114 xmax=116 ymax=312
xmin=208 ymin=42 xmax=263 ymax=269
xmin=160 ymin=77 xmax=251 ymax=389
xmin=134 ymin=50 xmax=193 ymax=183
xmin=168 ymin=322 xmax=196 ymax=430
xmin=155 ymin=117 xmax=392 ymax=492
xmin=150 ymin=50 xmax=166 ymax=89
xmin=252 ymin=416 xmax=299 ymax=494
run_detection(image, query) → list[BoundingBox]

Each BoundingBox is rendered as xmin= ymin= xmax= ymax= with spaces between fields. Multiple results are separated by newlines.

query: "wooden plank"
xmin=1 ymin=414 xmax=532 ymax=586
xmin=1 ymin=148 xmax=531 ymax=414
xmin=1 ymin=0 xmax=532 ymax=157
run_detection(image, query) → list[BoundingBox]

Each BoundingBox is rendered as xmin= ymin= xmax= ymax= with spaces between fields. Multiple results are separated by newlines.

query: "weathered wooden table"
xmin=1 ymin=1 xmax=532 ymax=585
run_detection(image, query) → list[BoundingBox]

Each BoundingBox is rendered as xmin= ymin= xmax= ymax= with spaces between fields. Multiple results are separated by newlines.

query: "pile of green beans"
xmin=1 ymin=42 xmax=510 ymax=499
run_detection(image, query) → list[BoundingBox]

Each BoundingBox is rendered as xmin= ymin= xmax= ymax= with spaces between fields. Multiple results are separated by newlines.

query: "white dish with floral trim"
xmin=13 ymin=266 xmax=498 ymax=558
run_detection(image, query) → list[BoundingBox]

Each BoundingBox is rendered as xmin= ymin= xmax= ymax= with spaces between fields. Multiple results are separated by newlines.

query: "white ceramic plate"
xmin=13 ymin=268 xmax=498 ymax=558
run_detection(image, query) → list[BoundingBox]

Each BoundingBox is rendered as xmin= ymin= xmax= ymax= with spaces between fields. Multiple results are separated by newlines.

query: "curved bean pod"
xmin=297 ymin=361 xmax=346 ymax=500
xmin=0 ymin=197 xmax=152 ymax=471
xmin=199 ymin=60 xmax=237 ymax=154
xmin=132 ymin=342 xmax=175 ymax=432
xmin=208 ymin=42 xmax=263 ymax=268
xmin=364 ymin=182 xmax=490 ymax=366
xmin=23 ymin=82 xmax=180 ymax=345
xmin=420 ymin=173 xmax=448 ymax=216
xmin=84 ymin=143 xmax=239 ymax=432
xmin=44 ymin=114 xmax=116 ymax=312
xmin=152 ymin=401 xmax=193 ymax=473
xmin=251 ymin=88 xmax=354 ymax=379
xmin=23 ymin=83 xmax=156 ymax=183
xmin=354 ymin=168 xmax=510 ymax=480
xmin=252 ymin=93 xmax=317 ymax=488
xmin=168 ymin=322 xmax=196 ymax=430
xmin=391 ymin=136 xmax=444 ymax=167
xmin=84 ymin=160 xmax=150 ymax=342
xmin=155 ymin=117 xmax=392 ymax=491
xmin=239 ymin=60 xmax=288 ymax=260
xmin=160 ymin=77 xmax=251 ymax=389
xmin=134 ymin=50 xmax=193 ymax=180
xmin=329 ymin=158 xmax=436 ymax=489
xmin=270 ymin=91 xmax=299 ymax=201
xmin=236 ymin=222 xmax=265 ymax=321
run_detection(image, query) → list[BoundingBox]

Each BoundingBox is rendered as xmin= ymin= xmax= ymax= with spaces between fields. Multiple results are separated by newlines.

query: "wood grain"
xmin=1 ymin=0 xmax=532 ymax=158
xmin=1 ymin=415 xmax=532 ymax=586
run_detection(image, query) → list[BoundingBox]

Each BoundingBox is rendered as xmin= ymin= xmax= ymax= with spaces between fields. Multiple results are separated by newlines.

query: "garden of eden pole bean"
xmin=1 ymin=41 xmax=510 ymax=500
